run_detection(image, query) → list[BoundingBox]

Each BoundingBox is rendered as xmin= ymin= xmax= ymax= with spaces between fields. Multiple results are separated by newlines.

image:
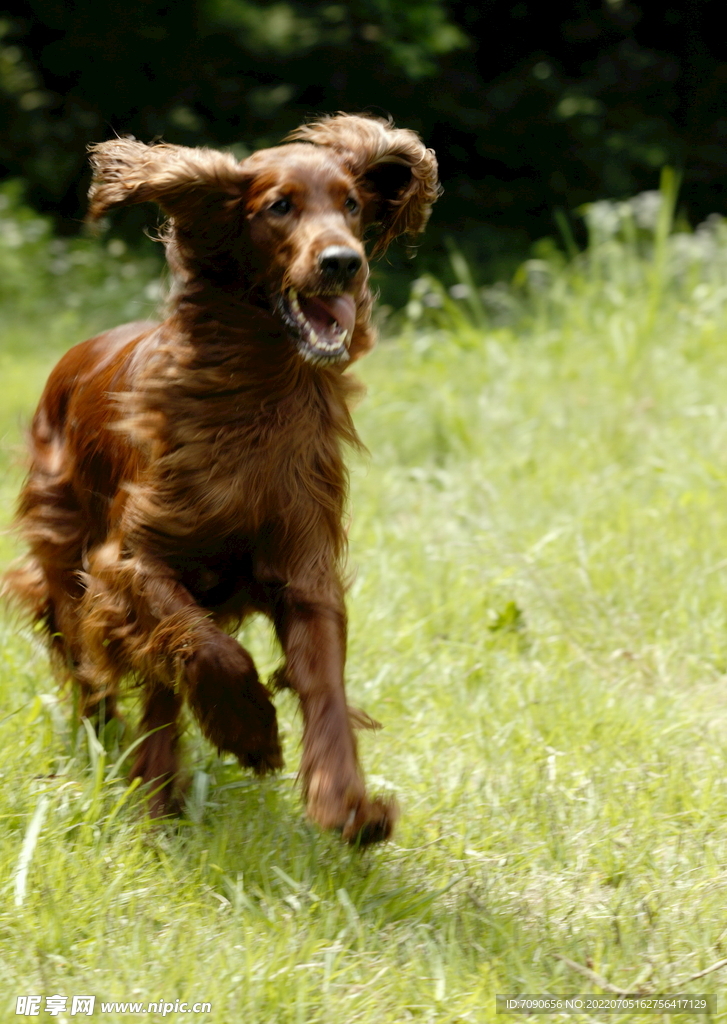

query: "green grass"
xmin=3 ymin=183 xmax=727 ymax=1021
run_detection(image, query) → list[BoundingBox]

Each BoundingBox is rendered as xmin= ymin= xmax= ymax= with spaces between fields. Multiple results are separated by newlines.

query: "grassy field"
xmin=3 ymin=182 xmax=727 ymax=1021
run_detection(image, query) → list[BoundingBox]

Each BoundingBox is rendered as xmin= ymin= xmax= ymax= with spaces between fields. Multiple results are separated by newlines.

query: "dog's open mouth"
xmin=278 ymin=289 xmax=355 ymax=365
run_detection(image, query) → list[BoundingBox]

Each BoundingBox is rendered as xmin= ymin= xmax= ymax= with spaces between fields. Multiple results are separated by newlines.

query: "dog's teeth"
xmin=308 ymin=327 xmax=319 ymax=344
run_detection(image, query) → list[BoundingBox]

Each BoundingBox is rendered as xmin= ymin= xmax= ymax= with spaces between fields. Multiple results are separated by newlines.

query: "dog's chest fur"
xmin=119 ymin=323 xmax=356 ymax=578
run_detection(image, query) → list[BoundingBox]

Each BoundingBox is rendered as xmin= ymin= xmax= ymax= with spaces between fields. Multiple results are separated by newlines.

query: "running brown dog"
xmin=2 ymin=114 xmax=440 ymax=843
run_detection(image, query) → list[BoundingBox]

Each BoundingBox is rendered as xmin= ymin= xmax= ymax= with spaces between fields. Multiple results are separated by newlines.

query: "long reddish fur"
xmin=2 ymin=114 xmax=440 ymax=843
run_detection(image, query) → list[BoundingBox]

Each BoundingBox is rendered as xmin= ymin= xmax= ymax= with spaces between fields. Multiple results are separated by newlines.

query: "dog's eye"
xmin=269 ymin=198 xmax=293 ymax=216
xmin=344 ymin=197 xmax=359 ymax=214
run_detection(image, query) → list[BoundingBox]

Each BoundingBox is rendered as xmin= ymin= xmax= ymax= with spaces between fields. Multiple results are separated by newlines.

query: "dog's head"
xmin=88 ymin=115 xmax=440 ymax=365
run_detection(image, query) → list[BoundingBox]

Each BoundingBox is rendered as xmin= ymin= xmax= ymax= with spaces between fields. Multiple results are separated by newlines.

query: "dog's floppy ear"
xmin=286 ymin=114 xmax=441 ymax=255
xmin=87 ymin=139 xmax=247 ymax=227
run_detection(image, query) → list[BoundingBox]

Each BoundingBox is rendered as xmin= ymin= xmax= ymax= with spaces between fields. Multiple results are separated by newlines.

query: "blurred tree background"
xmin=1 ymin=0 xmax=726 ymax=291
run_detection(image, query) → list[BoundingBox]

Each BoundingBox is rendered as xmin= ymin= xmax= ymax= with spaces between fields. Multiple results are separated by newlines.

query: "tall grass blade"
xmin=647 ymin=165 xmax=681 ymax=330
xmin=447 ymin=242 xmax=487 ymax=329
xmin=14 ymin=793 xmax=49 ymax=906
xmin=554 ymin=207 xmax=579 ymax=261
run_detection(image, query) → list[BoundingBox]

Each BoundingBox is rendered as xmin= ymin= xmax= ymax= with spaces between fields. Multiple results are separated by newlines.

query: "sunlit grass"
xmin=3 ymin=180 xmax=727 ymax=1020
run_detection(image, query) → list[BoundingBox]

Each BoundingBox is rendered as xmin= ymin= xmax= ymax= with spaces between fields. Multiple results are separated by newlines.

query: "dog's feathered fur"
xmin=2 ymin=114 xmax=440 ymax=843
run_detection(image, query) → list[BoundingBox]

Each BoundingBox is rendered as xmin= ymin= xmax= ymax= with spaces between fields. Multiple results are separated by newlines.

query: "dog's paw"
xmin=340 ymin=795 xmax=398 ymax=845
xmin=211 ymin=685 xmax=283 ymax=774
xmin=306 ymin=769 xmax=398 ymax=845
xmin=186 ymin=636 xmax=284 ymax=772
xmin=234 ymin=704 xmax=284 ymax=775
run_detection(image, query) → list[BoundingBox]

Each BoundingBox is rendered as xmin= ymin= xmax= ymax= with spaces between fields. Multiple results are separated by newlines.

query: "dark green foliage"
xmin=2 ymin=2 xmax=727 ymax=282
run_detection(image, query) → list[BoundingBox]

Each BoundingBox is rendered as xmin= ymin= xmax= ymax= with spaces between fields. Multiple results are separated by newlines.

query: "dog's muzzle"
xmin=278 ymin=288 xmax=356 ymax=366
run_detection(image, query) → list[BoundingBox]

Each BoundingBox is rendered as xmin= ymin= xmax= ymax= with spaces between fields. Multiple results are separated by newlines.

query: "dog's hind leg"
xmin=3 ymin=458 xmax=120 ymax=724
xmin=47 ymin=567 xmax=122 ymax=723
xmin=130 ymin=683 xmax=185 ymax=816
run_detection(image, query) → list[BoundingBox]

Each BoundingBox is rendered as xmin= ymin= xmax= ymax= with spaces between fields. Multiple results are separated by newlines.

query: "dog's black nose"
xmin=319 ymin=246 xmax=362 ymax=281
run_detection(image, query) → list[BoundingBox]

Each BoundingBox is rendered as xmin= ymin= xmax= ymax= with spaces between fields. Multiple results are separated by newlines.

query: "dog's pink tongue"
xmin=301 ymin=294 xmax=356 ymax=336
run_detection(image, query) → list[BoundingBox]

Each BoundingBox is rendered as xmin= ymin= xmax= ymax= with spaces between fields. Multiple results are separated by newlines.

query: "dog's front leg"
xmin=274 ymin=585 xmax=396 ymax=844
xmin=132 ymin=560 xmax=283 ymax=776
xmin=81 ymin=547 xmax=282 ymax=812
